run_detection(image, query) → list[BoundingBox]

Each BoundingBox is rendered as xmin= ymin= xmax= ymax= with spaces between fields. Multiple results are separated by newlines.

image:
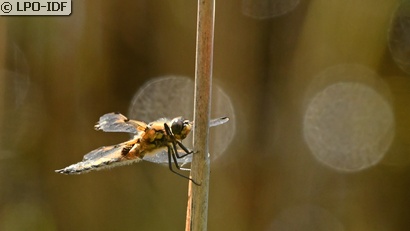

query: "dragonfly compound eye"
xmin=171 ymin=117 xmax=184 ymax=135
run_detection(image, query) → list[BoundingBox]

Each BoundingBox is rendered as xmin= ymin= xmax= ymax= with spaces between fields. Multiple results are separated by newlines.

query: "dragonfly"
xmin=55 ymin=112 xmax=229 ymax=185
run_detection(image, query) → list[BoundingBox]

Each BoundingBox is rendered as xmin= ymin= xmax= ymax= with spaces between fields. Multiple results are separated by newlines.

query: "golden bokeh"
xmin=0 ymin=0 xmax=408 ymax=230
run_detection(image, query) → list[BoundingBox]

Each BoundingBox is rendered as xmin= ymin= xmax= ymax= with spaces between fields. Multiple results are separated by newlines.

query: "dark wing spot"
xmin=121 ymin=144 xmax=134 ymax=156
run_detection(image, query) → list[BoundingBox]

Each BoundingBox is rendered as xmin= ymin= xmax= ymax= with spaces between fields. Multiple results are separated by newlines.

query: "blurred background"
xmin=1 ymin=0 xmax=410 ymax=230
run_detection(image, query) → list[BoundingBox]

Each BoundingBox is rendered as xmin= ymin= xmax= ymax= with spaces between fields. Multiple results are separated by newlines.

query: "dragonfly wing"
xmin=209 ymin=117 xmax=229 ymax=127
xmin=55 ymin=142 xmax=142 ymax=174
xmin=94 ymin=112 xmax=145 ymax=134
xmin=143 ymin=148 xmax=192 ymax=166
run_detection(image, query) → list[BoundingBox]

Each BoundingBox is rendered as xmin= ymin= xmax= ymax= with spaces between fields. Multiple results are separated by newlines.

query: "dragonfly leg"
xmin=167 ymin=145 xmax=200 ymax=186
xmin=176 ymin=140 xmax=195 ymax=155
xmin=169 ymin=145 xmax=183 ymax=170
xmin=172 ymin=140 xmax=193 ymax=158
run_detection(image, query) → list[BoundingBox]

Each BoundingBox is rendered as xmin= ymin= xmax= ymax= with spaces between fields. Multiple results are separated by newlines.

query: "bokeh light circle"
xmin=128 ymin=76 xmax=236 ymax=162
xmin=303 ymin=65 xmax=395 ymax=172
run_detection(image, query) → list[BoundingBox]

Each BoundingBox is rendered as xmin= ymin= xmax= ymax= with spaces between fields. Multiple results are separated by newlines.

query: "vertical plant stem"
xmin=0 ymin=21 xmax=6 ymax=140
xmin=185 ymin=0 xmax=215 ymax=230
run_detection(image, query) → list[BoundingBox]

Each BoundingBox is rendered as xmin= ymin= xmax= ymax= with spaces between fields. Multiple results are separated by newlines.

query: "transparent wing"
xmin=55 ymin=142 xmax=142 ymax=174
xmin=209 ymin=117 xmax=229 ymax=127
xmin=143 ymin=147 xmax=192 ymax=166
xmin=94 ymin=112 xmax=146 ymax=134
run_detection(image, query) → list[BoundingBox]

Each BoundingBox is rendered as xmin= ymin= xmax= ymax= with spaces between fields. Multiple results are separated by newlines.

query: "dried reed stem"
xmin=185 ymin=0 xmax=215 ymax=230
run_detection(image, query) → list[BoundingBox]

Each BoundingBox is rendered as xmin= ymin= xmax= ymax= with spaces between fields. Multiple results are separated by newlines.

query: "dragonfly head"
xmin=170 ymin=117 xmax=192 ymax=140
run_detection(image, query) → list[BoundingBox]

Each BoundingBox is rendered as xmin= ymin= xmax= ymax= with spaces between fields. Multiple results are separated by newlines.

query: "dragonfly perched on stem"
xmin=55 ymin=112 xmax=229 ymax=185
